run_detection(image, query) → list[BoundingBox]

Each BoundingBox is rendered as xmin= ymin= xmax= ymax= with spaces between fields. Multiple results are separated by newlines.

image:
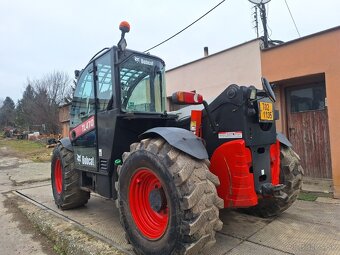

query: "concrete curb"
xmin=12 ymin=192 xmax=128 ymax=255
xmin=12 ymin=178 xmax=51 ymax=186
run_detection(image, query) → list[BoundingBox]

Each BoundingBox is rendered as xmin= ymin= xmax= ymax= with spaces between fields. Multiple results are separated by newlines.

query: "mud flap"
xmin=276 ymin=132 xmax=292 ymax=147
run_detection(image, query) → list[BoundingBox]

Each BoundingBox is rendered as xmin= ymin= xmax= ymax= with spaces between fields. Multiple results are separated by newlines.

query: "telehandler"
xmin=51 ymin=21 xmax=303 ymax=255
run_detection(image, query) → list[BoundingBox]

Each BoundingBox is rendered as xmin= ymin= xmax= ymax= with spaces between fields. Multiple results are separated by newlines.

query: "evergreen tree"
xmin=0 ymin=97 xmax=15 ymax=127
xmin=15 ymin=84 xmax=36 ymax=129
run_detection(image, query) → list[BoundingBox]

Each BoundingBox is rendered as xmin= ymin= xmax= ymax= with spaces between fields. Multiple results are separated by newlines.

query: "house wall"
xmin=60 ymin=121 xmax=69 ymax=138
xmin=59 ymin=104 xmax=70 ymax=138
xmin=261 ymin=28 xmax=340 ymax=198
xmin=166 ymin=40 xmax=263 ymax=103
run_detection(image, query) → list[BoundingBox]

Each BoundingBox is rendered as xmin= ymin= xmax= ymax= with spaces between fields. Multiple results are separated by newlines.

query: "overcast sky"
xmin=1 ymin=0 xmax=339 ymax=103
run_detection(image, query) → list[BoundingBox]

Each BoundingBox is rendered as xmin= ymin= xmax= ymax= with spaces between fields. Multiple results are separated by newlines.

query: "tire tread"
xmin=242 ymin=145 xmax=303 ymax=218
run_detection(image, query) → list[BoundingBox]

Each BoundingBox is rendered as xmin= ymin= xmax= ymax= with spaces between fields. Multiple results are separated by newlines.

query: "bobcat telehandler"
xmin=51 ymin=21 xmax=303 ymax=255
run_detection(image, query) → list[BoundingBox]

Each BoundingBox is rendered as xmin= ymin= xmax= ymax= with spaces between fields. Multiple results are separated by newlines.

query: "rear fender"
xmin=140 ymin=127 xmax=208 ymax=160
xmin=59 ymin=137 xmax=73 ymax=152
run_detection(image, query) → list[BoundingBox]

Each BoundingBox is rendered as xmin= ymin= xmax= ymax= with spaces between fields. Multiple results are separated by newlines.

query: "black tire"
xmin=51 ymin=143 xmax=90 ymax=210
xmin=243 ymin=145 xmax=304 ymax=218
xmin=116 ymin=138 xmax=223 ymax=255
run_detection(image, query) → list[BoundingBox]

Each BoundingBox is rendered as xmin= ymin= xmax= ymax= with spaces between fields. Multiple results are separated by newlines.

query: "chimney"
xmin=204 ymin=47 xmax=209 ymax=57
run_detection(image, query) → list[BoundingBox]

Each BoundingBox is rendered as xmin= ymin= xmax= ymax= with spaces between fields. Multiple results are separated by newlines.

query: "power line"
xmin=284 ymin=0 xmax=301 ymax=37
xmin=144 ymin=0 xmax=227 ymax=53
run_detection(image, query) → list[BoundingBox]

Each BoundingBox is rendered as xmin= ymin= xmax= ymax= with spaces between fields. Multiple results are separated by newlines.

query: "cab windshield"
xmin=120 ymin=55 xmax=165 ymax=113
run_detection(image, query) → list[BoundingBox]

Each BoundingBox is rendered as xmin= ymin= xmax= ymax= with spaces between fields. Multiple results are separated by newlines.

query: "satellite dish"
xmin=248 ymin=0 xmax=271 ymax=4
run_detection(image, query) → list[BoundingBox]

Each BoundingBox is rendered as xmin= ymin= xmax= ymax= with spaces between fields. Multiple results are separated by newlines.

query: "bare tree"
xmin=16 ymin=71 xmax=73 ymax=133
xmin=35 ymin=71 xmax=72 ymax=105
xmin=34 ymin=86 xmax=60 ymax=133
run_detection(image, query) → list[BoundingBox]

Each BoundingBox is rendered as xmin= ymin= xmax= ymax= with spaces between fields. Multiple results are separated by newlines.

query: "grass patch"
xmin=53 ymin=244 xmax=66 ymax=255
xmin=0 ymin=138 xmax=53 ymax=162
xmin=298 ymin=191 xmax=318 ymax=201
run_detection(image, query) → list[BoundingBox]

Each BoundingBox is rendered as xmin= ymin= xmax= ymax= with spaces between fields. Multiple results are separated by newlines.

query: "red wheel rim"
xmin=129 ymin=168 xmax=169 ymax=239
xmin=54 ymin=158 xmax=62 ymax=194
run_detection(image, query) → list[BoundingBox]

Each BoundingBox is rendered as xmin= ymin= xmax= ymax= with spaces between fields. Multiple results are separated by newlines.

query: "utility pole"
xmin=249 ymin=0 xmax=271 ymax=48
xmin=259 ymin=3 xmax=269 ymax=48
xmin=253 ymin=5 xmax=259 ymax=38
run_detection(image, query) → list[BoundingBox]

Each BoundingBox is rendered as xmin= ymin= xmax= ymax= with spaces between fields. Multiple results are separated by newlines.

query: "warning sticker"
xmin=218 ymin=131 xmax=242 ymax=139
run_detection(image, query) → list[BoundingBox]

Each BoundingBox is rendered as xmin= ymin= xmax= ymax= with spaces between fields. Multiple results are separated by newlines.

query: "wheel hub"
xmin=149 ymin=188 xmax=166 ymax=212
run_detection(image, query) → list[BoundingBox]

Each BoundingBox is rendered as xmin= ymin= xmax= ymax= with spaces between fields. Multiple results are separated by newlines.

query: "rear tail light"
xmin=172 ymin=91 xmax=203 ymax=105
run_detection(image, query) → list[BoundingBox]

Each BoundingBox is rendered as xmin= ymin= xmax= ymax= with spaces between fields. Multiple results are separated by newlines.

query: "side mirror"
xmin=74 ymin=70 xmax=80 ymax=79
xmin=172 ymin=91 xmax=203 ymax=105
xmin=261 ymin=77 xmax=276 ymax=102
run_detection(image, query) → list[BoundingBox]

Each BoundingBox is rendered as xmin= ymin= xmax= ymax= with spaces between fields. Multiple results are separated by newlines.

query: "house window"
xmin=288 ymin=85 xmax=326 ymax=113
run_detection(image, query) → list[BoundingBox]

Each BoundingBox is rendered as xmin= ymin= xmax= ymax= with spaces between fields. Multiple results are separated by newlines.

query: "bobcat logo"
xmin=134 ymin=56 xmax=140 ymax=63
xmin=76 ymin=154 xmax=95 ymax=166
xmin=76 ymin=154 xmax=81 ymax=163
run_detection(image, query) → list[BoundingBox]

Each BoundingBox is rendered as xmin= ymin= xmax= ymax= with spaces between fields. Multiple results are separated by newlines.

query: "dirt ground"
xmin=2 ymin=193 xmax=57 ymax=255
xmin=0 ymin=142 xmax=57 ymax=255
xmin=0 ymin=137 xmax=53 ymax=162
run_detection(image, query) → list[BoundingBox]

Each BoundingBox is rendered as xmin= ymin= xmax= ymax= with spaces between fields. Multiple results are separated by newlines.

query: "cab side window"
xmin=96 ymin=53 xmax=113 ymax=111
xmin=70 ymin=65 xmax=94 ymax=128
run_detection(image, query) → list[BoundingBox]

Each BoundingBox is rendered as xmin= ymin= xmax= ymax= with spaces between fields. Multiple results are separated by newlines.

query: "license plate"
xmin=259 ymin=101 xmax=274 ymax=122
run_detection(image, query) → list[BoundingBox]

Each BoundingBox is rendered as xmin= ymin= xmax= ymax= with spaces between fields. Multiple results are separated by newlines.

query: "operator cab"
xmin=70 ymin=21 xmax=169 ymax=132
xmin=70 ymin=49 xmax=167 ymax=127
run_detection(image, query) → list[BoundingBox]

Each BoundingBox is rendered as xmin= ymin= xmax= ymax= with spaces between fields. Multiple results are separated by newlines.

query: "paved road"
xmin=1 ymin=148 xmax=340 ymax=255
xmin=17 ymin=177 xmax=340 ymax=254
xmin=0 ymin=147 xmax=55 ymax=255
